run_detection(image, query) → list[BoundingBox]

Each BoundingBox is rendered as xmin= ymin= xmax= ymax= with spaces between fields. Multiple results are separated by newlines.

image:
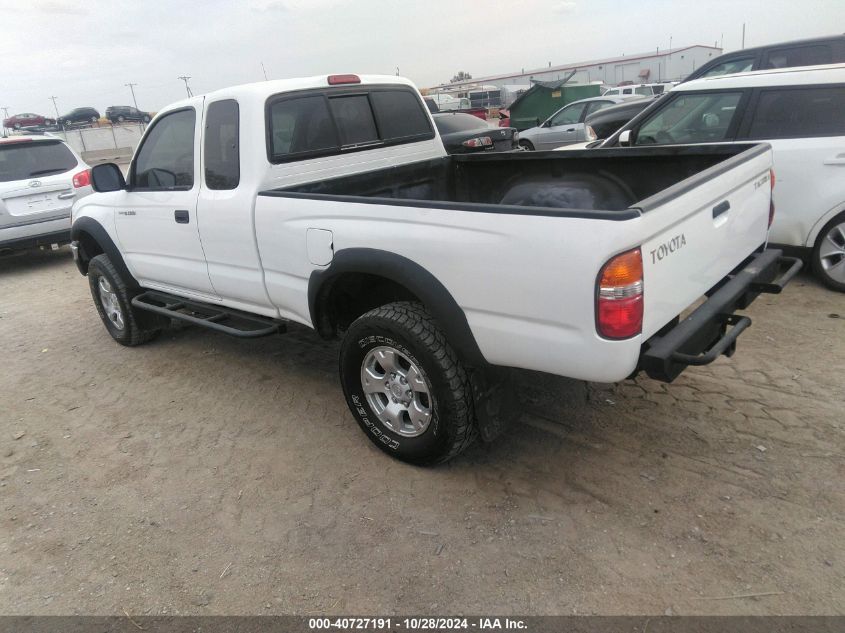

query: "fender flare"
xmin=308 ymin=248 xmax=488 ymax=367
xmin=70 ymin=216 xmax=139 ymax=290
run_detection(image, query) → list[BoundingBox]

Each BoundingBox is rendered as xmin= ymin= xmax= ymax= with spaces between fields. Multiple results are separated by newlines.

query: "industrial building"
xmin=429 ymin=45 xmax=723 ymax=106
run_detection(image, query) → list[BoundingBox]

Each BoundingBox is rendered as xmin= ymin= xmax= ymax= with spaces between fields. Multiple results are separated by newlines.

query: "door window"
xmin=634 ymin=91 xmax=743 ymax=145
xmin=764 ymin=45 xmax=832 ymax=69
xmin=747 ymin=86 xmax=845 ymax=139
xmin=204 ymin=99 xmax=240 ymax=190
xmin=550 ymin=103 xmax=586 ymax=126
xmin=699 ymin=56 xmax=755 ymax=78
xmin=133 ymin=108 xmax=196 ymax=190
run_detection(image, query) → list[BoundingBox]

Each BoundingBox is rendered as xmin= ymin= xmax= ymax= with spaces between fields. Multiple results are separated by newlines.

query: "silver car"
xmin=518 ymin=95 xmax=645 ymax=151
xmin=0 ymin=135 xmax=91 ymax=251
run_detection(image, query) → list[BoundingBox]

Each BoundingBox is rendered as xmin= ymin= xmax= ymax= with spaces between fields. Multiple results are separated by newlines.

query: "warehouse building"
xmin=429 ymin=45 xmax=723 ymax=106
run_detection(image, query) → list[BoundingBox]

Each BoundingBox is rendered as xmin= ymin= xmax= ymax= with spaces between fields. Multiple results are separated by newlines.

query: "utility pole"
xmin=125 ymin=82 xmax=139 ymax=109
xmin=741 ymin=23 xmax=746 ymax=49
xmin=1 ymin=107 xmax=9 ymax=120
xmin=49 ymin=96 xmax=60 ymax=118
xmin=177 ymin=76 xmax=193 ymax=98
xmin=260 ymin=62 xmax=268 ymax=81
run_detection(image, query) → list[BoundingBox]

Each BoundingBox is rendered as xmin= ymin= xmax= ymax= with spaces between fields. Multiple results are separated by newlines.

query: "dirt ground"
xmin=1 ymin=247 xmax=843 ymax=616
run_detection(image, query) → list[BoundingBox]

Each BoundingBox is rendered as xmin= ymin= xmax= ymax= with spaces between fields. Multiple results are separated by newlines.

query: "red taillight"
xmin=327 ymin=74 xmax=361 ymax=85
xmin=72 ymin=169 xmax=90 ymax=188
xmin=597 ymin=248 xmax=644 ymax=339
xmin=462 ymin=136 xmax=493 ymax=148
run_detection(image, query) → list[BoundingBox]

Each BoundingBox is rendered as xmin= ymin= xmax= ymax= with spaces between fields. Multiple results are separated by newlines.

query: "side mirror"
xmin=619 ymin=130 xmax=632 ymax=146
xmin=91 ymin=163 xmax=126 ymax=192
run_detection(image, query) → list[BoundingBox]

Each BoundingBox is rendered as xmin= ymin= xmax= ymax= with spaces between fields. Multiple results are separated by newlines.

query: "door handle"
xmin=823 ymin=153 xmax=845 ymax=166
xmin=174 ymin=209 xmax=189 ymax=224
xmin=712 ymin=200 xmax=730 ymax=219
xmin=566 ymin=128 xmax=575 ymax=132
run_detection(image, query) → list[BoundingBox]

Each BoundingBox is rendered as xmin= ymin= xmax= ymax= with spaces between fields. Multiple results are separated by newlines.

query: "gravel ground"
xmin=1 ymin=247 xmax=843 ymax=616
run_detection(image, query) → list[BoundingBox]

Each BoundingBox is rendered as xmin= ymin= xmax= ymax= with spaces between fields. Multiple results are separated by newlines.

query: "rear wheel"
xmin=13 ymin=123 xmax=20 ymax=129
xmin=519 ymin=140 xmax=534 ymax=151
xmin=339 ymin=302 xmax=476 ymax=465
xmin=812 ymin=211 xmax=845 ymax=292
xmin=90 ymin=116 xmax=98 ymax=123
xmin=117 ymin=115 xmax=125 ymax=122
xmin=142 ymin=115 xmax=150 ymax=123
xmin=88 ymin=254 xmax=161 ymax=346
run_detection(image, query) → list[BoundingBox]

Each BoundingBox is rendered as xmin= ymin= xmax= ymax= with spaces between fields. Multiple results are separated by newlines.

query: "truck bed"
xmin=263 ymin=144 xmax=767 ymax=219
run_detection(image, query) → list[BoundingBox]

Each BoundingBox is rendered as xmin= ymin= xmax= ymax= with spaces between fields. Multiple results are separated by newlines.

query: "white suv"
xmin=0 ymin=135 xmax=92 ymax=251
xmin=600 ymin=63 xmax=845 ymax=291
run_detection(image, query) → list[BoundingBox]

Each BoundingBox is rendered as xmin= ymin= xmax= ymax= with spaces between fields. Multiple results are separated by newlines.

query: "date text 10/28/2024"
xmin=308 ymin=618 xmax=528 ymax=630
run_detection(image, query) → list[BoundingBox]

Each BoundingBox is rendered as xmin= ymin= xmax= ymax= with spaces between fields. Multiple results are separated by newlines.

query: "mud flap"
xmin=470 ymin=367 xmax=517 ymax=442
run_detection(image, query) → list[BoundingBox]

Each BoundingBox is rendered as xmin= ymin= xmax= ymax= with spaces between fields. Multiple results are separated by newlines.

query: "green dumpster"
xmin=508 ymin=80 xmax=601 ymax=131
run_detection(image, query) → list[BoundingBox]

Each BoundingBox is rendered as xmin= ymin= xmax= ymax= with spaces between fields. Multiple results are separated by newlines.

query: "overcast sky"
xmin=1 ymin=0 xmax=843 ymax=116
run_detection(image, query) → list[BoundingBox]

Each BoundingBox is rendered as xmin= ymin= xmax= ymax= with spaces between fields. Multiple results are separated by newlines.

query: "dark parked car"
xmin=105 ymin=105 xmax=152 ymax=123
xmin=432 ymin=112 xmax=518 ymax=154
xmin=2 ymin=112 xmax=55 ymax=129
xmin=683 ymin=35 xmax=845 ymax=82
xmin=58 ymin=107 xmax=101 ymax=127
xmin=584 ymin=96 xmax=658 ymax=140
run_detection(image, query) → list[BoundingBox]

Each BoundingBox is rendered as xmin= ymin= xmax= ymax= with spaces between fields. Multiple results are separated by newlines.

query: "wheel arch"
xmin=70 ymin=217 xmax=139 ymax=290
xmin=308 ymin=248 xmax=487 ymax=367
xmin=805 ymin=202 xmax=845 ymax=248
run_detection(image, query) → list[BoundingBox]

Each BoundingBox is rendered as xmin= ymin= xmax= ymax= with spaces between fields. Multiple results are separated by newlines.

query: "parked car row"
xmin=3 ymin=106 xmax=153 ymax=131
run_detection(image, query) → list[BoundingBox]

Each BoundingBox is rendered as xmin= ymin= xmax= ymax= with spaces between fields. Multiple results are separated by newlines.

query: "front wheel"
xmin=87 ymin=254 xmax=161 ymax=346
xmin=339 ymin=302 xmax=477 ymax=465
xmin=519 ymin=140 xmax=534 ymax=151
xmin=812 ymin=211 xmax=845 ymax=292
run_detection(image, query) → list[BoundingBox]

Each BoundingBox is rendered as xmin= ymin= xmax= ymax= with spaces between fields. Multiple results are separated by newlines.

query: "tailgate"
xmin=636 ymin=144 xmax=773 ymax=339
xmin=0 ymin=183 xmax=74 ymax=228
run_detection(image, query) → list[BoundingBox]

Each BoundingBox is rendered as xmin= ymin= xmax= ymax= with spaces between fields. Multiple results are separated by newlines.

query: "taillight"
xmin=768 ymin=168 xmax=775 ymax=228
xmin=72 ymin=169 xmax=90 ymax=188
xmin=462 ymin=136 xmax=493 ymax=148
xmin=597 ymin=248 xmax=643 ymax=339
xmin=327 ymin=74 xmax=361 ymax=85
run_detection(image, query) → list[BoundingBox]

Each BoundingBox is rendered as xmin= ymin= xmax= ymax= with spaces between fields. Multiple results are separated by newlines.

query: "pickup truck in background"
xmin=70 ymin=74 xmax=800 ymax=465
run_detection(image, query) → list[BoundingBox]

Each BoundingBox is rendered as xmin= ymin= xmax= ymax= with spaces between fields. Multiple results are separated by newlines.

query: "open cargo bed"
xmin=262 ymin=144 xmax=768 ymax=220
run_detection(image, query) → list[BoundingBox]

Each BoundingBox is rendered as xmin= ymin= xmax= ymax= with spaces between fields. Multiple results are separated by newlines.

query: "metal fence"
xmin=51 ymin=123 xmax=146 ymax=160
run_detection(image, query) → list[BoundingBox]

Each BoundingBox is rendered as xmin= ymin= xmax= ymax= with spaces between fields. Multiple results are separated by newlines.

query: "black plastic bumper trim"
xmin=639 ymin=249 xmax=801 ymax=382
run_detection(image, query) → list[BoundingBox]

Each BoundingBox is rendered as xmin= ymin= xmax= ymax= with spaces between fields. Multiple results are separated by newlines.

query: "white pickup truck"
xmin=70 ymin=74 xmax=800 ymax=464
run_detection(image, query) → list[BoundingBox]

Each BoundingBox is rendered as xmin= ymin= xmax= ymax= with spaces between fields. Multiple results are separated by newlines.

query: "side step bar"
xmin=131 ymin=291 xmax=283 ymax=338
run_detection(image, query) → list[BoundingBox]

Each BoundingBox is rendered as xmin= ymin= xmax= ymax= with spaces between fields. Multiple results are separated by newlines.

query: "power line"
xmin=125 ymin=82 xmax=139 ymax=109
xmin=177 ymin=75 xmax=193 ymax=98
xmin=49 ymin=96 xmax=60 ymax=119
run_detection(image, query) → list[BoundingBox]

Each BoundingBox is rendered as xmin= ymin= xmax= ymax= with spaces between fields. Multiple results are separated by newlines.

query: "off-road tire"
xmin=339 ymin=302 xmax=477 ymax=465
xmin=812 ymin=211 xmax=845 ymax=292
xmin=88 ymin=254 xmax=161 ymax=346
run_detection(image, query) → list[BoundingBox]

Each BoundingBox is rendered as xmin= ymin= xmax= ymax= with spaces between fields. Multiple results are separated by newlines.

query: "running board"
xmin=131 ymin=291 xmax=283 ymax=338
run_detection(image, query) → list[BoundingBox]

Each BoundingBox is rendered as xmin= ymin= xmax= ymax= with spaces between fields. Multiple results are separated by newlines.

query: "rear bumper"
xmin=638 ymin=249 xmax=802 ymax=382
xmin=0 ymin=215 xmax=72 ymax=251
xmin=0 ymin=229 xmax=71 ymax=251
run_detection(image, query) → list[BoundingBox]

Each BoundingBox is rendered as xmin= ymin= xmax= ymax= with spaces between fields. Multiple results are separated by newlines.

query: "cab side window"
xmin=747 ymin=86 xmax=845 ymax=139
xmin=204 ymin=100 xmax=240 ymax=190
xmin=134 ymin=108 xmax=196 ymax=190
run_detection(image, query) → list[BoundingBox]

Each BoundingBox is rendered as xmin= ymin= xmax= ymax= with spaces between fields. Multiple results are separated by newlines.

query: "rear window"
xmin=267 ymin=86 xmax=433 ymax=162
xmin=747 ymin=86 xmax=845 ymax=139
xmin=0 ymin=140 xmax=78 ymax=183
xmin=433 ymin=114 xmax=489 ymax=134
